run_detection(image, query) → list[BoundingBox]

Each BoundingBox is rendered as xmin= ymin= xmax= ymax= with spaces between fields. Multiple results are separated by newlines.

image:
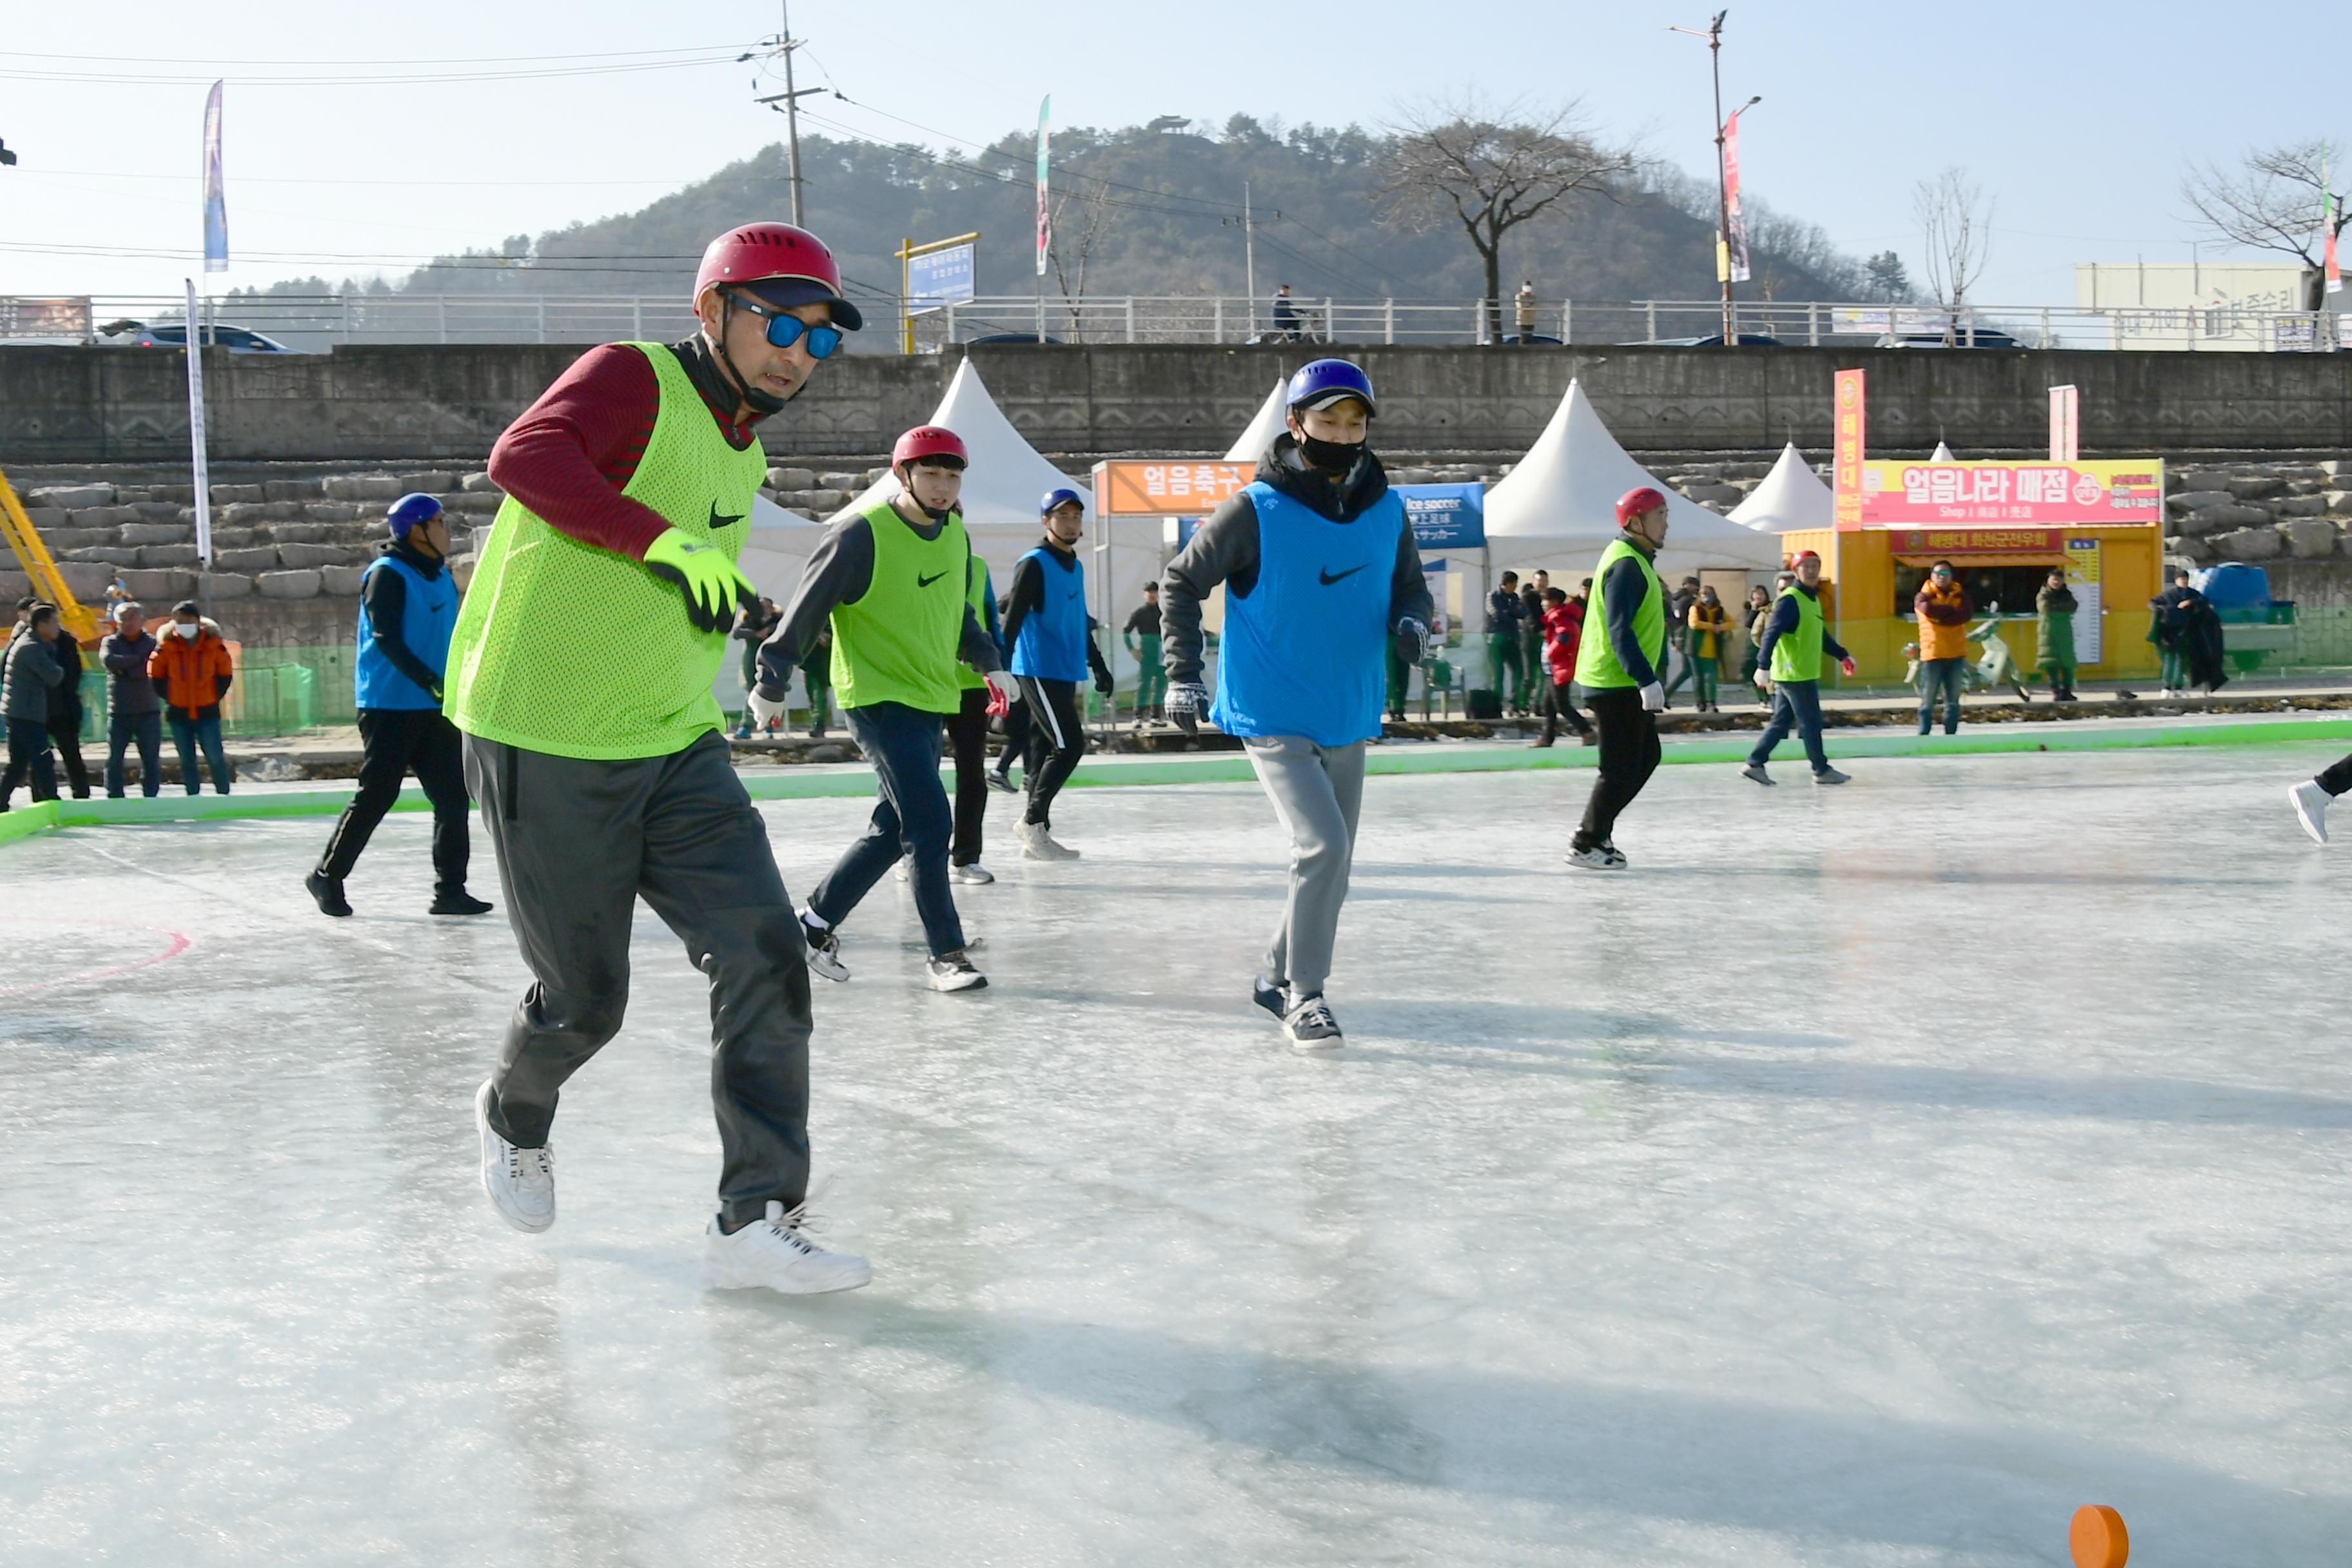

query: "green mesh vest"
xmin=1769 ymin=585 xmax=1824 ymax=683
xmin=1573 ymin=536 xmax=1665 ymax=689
xmin=446 ymin=344 xmax=766 ymax=760
xmin=828 ymin=500 xmax=971 ymax=715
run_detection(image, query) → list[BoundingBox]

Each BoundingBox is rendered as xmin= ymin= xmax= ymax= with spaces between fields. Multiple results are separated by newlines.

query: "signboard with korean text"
xmin=2064 ymin=536 xmax=2103 ymax=664
xmin=1394 ymin=482 xmax=1485 ymax=549
xmin=1855 ymin=458 xmax=2163 ymax=527
xmin=905 ymin=243 xmax=974 ymax=313
xmin=1832 ymin=369 xmax=1866 ymax=530
xmin=1094 ymin=459 xmax=1255 ymax=516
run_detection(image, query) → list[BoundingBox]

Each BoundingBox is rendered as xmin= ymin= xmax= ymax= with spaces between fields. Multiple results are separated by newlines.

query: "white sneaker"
xmin=925 ymin=951 xmax=989 ymax=992
xmin=2291 ymin=780 xmax=2331 ymax=845
xmin=1565 ymin=845 xmax=1626 ymax=871
xmin=799 ymin=911 xmax=850 ymax=982
xmin=1282 ymin=993 xmax=1344 ymax=1050
xmin=1018 ymin=821 xmax=1080 ymax=861
xmin=952 ymin=861 xmax=995 ymax=885
xmin=702 ymin=1199 xmax=871 ymax=1295
xmin=894 ymin=857 xmax=910 ymax=882
xmin=476 ymin=1079 xmax=554 ymax=1234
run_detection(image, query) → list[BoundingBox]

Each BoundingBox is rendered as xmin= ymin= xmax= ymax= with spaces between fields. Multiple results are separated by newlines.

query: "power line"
xmin=0 ymin=44 xmax=740 ymax=66
xmin=0 ymin=55 xmax=741 ymax=88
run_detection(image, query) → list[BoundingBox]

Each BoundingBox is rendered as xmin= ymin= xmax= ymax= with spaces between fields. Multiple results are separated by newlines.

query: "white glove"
xmin=748 ymin=689 xmax=788 ymax=727
xmin=1639 ymin=680 xmax=1665 ymax=712
xmin=1165 ymin=680 xmax=1208 ymax=734
xmin=983 ymin=669 xmax=1021 ymax=705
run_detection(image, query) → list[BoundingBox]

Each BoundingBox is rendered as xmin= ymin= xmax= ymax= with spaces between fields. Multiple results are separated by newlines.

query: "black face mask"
xmin=1298 ymin=433 xmax=1362 ymax=476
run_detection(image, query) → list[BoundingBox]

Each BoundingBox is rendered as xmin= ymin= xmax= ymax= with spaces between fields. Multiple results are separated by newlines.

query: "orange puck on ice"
xmin=2069 ymin=1504 xmax=2128 ymax=1568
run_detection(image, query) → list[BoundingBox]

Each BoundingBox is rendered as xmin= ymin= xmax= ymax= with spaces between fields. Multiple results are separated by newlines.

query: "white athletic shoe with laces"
xmin=926 ymin=951 xmax=989 ymax=992
xmin=702 ymin=1199 xmax=871 ymax=1295
xmin=476 ymin=1079 xmax=554 ymax=1233
xmin=1018 ymin=821 xmax=1081 ymax=860
xmin=1282 ymin=993 xmax=1344 ymax=1050
xmin=799 ymin=911 xmax=850 ymax=982
xmin=1565 ymin=844 xmax=1626 ymax=871
xmin=2291 ymin=779 xmax=2331 ymax=844
xmin=952 ymin=861 xmax=995 ymax=885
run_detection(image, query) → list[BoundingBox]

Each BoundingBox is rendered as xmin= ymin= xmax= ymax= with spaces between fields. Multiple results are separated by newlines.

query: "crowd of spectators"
xmin=2 ymin=594 xmax=235 ymax=810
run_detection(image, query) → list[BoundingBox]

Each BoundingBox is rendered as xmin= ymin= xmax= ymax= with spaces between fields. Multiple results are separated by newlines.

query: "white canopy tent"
xmin=1223 ymin=380 xmax=1288 ymax=463
xmin=1482 ymin=380 xmax=1784 ymax=577
xmin=1728 ymin=443 xmax=1836 ymax=534
xmin=1930 ymin=440 xmax=1959 ymax=462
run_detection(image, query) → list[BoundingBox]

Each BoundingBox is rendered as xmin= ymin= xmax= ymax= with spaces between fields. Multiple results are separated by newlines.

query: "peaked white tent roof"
xmin=1482 ymin=380 xmax=1781 ymax=573
xmin=1728 ymin=442 xmax=1836 ymax=534
xmin=1930 ymin=440 xmax=1959 ymax=462
xmin=1223 ymin=379 xmax=1289 ymax=462
xmin=827 ymin=358 xmax=1091 ymax=530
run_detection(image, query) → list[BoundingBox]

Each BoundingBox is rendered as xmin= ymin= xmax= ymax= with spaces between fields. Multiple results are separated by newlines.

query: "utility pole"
xmin=1222 ymin=184 xmax=1278 ymax=336
xmin=1669 ymin=12 xmax=1743 ymax=346
xmin=745 ymin=2 xmax=820 ymax=224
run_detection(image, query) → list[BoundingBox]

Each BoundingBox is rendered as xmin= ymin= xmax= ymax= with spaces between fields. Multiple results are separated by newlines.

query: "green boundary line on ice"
xmin=5 ymin=716 xmax=2349 ymax=847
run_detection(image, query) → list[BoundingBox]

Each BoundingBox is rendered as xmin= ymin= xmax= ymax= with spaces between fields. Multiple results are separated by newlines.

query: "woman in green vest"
xmin=2035 ymin=567 xmax=2079 ymax=701
xmin=1740 ymin=549 xmax=1854 ymax=786
xmin=1567 ymin=487 xmax=1672 ymax=871
xmin=750 ymin=424 xmax=1015 ymax=993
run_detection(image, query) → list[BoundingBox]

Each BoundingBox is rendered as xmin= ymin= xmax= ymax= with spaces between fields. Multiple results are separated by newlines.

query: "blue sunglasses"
xmin=729 ymin=292 xmax=844 ymax=359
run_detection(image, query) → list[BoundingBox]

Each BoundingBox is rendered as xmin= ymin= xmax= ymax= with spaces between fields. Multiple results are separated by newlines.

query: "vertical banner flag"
xmin=2048 ymin=385 xmax=2080 ymax=463
xmin=1034 ymin=95 xmax=1051 ymax=277
xmin=201 ymin=80 xmax=228 ymax=275
xmin=1723 ymin=108 xmax=1750 ymax=284
xmin=184 ymin=278 xmax=213 ymax=567
xmin=2326 ymin=178 xmax=2342 ymax=295
xmin=1832 ymin=369 xmax=1866 ymax=531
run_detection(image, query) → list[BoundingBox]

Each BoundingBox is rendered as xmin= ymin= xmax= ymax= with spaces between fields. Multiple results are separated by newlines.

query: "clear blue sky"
xmin=0 ymin=0 xmax=2331 ymax=305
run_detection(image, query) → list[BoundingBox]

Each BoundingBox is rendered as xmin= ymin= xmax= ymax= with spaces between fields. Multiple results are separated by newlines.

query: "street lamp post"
xmin=1667 ymin=13 xmax=1758 ymax=346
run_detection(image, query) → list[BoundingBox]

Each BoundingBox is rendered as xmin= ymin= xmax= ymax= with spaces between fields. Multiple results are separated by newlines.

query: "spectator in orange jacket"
xmin=148 ymin=600 xmax=234 ymax=794
xmin=1913 ymin=561 xmax=1974 ymax=736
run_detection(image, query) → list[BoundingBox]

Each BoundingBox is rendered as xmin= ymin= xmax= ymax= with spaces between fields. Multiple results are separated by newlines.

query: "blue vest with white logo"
xmin=1211 ymin=481 xmax=1403 ymax=747
xmin=1011 ymin=544 xmax=1089 ymax=681
xmin=355 ymin=552 xmax=458 ymax=710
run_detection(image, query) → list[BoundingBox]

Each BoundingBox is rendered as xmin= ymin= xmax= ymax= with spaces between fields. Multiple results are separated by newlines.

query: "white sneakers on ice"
xmin=476 ymin=1079 xmax=554 ymax=1234
xmin=1017 ymin=821 xmax=1081 ymax=860
xmin=1282 ymin=994 xmax=1344 ymax=1050
xmin=2291 ymin=779 xmax=2331 ymax=844
xmin=702 ymin=1199 xmax=871 ymax=1295
xmin=799 ymin=911 xmax=850 ymax=982
xmin=926 ymin=951 xmax=989 ymax=992
xmin=1565 ymin=843 xmax=1627 ymax=871
xmin=952 ymin=861 xmax=995 ymax=885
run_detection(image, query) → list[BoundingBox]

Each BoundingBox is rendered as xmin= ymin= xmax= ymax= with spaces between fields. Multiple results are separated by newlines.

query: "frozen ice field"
xmin=3 ymin=743 xmax=2349 ymax=1566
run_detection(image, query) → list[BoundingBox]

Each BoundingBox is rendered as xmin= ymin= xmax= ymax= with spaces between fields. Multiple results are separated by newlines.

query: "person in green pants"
xmin=1485 ymin=571 xmax=1524 ymax=714
xmin=1516 ymin=571 xmax=1548 ymax=712
xmin=801 ymin=620 xmax=834 ymax=737
xmin=2036 ymin=567 xmax=2079 ymax=701
xmin=1122 ymin=581 xmax=1166 ymax=722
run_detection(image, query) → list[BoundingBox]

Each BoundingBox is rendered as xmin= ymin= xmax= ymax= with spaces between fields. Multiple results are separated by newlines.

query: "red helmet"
xmin=694 ymin=222 xmax=863 ymax=331
xmin=1616 ymin=485 xmax=1669 ymax=527
xmin=892 ymin=426 xmax=968 ymax=470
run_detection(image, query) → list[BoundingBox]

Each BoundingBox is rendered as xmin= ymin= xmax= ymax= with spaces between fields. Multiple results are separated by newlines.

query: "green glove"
xmin=643 ymin=527 xmax=755 ymax=634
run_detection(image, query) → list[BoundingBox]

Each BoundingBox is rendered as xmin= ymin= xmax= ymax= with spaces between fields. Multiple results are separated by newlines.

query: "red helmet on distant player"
xmin=892 ymin=426 xmax=968 ymax=471
xmin=1616 ymin=485 xmax=1669 ymax=527
xmin=694 ymin=222 xmax=863 ymax=331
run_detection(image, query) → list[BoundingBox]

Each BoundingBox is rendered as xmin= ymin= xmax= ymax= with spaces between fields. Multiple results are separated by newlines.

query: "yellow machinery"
xmin=0 ymin=464 xmax=99 ymax=643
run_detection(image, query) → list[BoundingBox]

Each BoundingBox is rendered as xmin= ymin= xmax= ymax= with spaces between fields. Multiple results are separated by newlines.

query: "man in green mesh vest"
xmin=1567 ymin=486 xmax=1672 ymax=871
xmin=447 ymin=222 xmax=870 ymax=1297
xmin=749 ymin=425 xmax=1015 ymax=993
xmin=1741 ymin=549 xmax=1854 ymax=787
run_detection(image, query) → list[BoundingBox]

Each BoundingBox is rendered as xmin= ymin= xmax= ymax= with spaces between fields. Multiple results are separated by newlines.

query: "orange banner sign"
xmin=1093 ymin=459 xmax=1256 ymax=517
xmin=1832 ymin=369 xmax=1866 ymax=531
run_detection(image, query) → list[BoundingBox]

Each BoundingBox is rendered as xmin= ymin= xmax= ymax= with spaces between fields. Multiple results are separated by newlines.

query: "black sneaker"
xmin=429 ymin=888 xmax=494 ymax=916
xmin=304 ymin=869 xmax=352 ymax=917
xmin=1252 ymin=973 xmax=1286 ymax=1019
xmin=1282 ymin=994 xmax=1344 ymax=1049
xmin=986 ymin=770 xmax=1018 ymax=796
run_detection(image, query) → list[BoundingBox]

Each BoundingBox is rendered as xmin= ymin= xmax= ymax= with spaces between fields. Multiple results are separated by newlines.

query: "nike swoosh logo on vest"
xmin=917 ymin=570 xmax=948 ymax=588
xmin=707 ymin=502 xmax=745 ymax=531
xmin=1318 ymin=564 xmax=1366 ymax=586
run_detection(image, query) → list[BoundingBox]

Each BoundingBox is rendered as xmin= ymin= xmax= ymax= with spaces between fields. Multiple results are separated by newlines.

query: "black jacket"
xmin=44 ymin=631 xmax=84 ymax=725
xmin=1159 ymin=435 xmax=1434 ymax=687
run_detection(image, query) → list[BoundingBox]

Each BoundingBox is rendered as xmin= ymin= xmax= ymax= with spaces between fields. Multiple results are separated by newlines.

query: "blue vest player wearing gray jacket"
xmin=306 ymin=493 xmax=493 ymax=919
xmin=1161 ymin=360 xmax=1433 ymax=1048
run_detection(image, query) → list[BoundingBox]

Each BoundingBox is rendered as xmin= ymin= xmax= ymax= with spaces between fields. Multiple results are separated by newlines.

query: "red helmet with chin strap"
xmin=694 ymin=222 xmax=863 ymax=331
xmin=892 ymin=426 xmax=968 ymax=470
xmin=1616 ymin=485 xmax=1669 ymax=527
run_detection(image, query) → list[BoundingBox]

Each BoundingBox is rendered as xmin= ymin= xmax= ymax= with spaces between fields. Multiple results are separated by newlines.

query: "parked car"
xmin=1874 ymin=328 xmax=2023 ymax=349
xmin=1500 ymin=334 xmax=1565 ymax=346
xmin=97 ymin=320 xmax=297 ymax=353
xmin=962 ymin=331 xmax=1065 ymax=346
xmin=1640 ymin=333 xmax=1786 ymax=348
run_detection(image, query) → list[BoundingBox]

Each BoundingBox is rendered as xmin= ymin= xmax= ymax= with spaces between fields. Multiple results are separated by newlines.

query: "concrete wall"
xmin=5 ymin=341 xmax=2351 ymax=464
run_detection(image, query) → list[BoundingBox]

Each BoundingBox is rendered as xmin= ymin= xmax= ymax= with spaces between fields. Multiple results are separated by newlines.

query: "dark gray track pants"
xmin=1244 ymin=734 xmax=1366 ymax=1000
xmin=464 ymin=729 xmax=814 ymax=1228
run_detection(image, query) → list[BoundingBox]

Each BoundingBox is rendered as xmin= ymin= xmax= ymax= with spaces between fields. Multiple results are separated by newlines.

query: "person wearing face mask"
xmin=306 ymin=493 xmax=491 ymax=919
xmin=447 ymin=222 xmax=871 ymax=1297
xmin=1686 ymin=583 xmax=1731 ymax=714
xmin=752 ymin=425 xmax=1014 ymax=994
xmin=997 ymin=486 xmax=1115 ymax=860
xmin=1161 ymin=359 xmax=1434 ymax=1050
xmin=1566 ymin=487 xmax=1673 ymax=871
xmin=148 ymin=601 xmax=234 ymax=794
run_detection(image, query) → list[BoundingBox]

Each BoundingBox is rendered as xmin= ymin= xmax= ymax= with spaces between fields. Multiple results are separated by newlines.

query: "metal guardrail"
xmin=6 ymin=293 xmax=2349 ymax=355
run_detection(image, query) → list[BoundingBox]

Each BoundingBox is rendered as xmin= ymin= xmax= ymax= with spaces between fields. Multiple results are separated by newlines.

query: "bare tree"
xmin=1046 ymin=177 xmax=1115 ymax=342
xmin=2182 ymin=138 xmax=2346 ymax=305
xmin=1913 ymin=166 xmax=1994 ymax=326
xmin=1373 ymin=95 xmax=1635 ymax=342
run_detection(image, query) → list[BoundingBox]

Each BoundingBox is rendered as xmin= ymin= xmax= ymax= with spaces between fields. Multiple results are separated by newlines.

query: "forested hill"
xmin=247 ymin=116 xmax=1868 ymax=311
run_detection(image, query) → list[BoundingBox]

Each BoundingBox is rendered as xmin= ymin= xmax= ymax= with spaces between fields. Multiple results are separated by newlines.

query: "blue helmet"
xmin=1039 ymin=486 xmax=1085 ymax=517
xmin=386 ymin=492 xmax=443 ymax=539
xmin=1284 ymin=358 xmax=1376 ymax=418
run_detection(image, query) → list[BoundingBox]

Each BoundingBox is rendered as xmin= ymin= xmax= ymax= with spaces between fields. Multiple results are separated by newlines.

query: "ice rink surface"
xmin=4 ymin=743 xmax=2349 ymax=1565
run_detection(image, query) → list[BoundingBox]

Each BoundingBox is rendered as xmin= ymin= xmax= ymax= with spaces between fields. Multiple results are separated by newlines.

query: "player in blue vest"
xmin=306 ymin=493 xmax=492 ymax=917
xmin=1162 ymin=360 xmax=1433 ymax=1048
xmin=998 ymin=485 xmax=1113 ymax=860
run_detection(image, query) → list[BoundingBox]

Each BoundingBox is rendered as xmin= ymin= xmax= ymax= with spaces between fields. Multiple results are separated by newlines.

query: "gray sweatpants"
xmin=1244 ymin=734 xmax=1367 ymax=1000
xmin=464 ymin=729 xmax=816 ymax=1229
